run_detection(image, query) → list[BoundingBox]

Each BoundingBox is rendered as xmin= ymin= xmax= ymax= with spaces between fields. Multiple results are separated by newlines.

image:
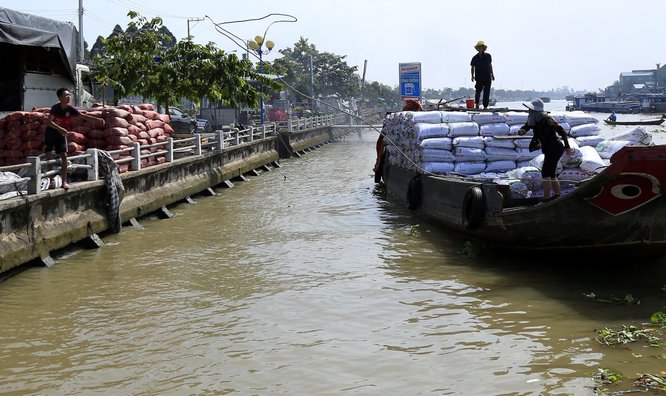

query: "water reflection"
xmin=1 ymin=128 xmax=665 ymax=394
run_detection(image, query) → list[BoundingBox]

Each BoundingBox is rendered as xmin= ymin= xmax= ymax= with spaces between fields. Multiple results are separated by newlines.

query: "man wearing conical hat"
xmin=470 ymin=40 xmax=495 ymax=109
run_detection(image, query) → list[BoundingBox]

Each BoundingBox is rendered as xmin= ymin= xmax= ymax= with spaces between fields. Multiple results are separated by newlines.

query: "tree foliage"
xmin=272 ymin=37 xmax=360 ymax=100
xmin=92 ymin=12 xmax=279 ymax=111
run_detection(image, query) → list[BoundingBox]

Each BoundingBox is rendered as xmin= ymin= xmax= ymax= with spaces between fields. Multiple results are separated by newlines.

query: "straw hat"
xmin=474 ymin=40 xmax=487 ymax=50
xmin=525 ymin=98 xmax=545 ymax=112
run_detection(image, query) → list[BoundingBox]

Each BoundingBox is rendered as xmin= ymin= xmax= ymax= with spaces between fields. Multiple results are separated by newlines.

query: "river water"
xmin=1 ymin=102 xmax=666 ymax=395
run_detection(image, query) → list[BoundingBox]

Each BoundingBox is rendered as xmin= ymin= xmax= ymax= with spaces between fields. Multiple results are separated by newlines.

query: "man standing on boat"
xmin=518 ymin=98 xmax=573 ymax=202
xmin=470 ymin=40 xmax=494 ymax=110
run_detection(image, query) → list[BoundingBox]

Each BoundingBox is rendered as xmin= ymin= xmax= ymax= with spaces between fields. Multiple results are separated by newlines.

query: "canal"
xmin=1 ymin=116 xmax=666 ymax=394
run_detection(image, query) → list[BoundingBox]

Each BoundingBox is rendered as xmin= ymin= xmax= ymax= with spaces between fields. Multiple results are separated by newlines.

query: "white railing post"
xmin=262 ymin=124 xmax=267 ymax=139
xmin=249 ymin=126 xmax=255 ymax=142
xmin=27 ymin=156 xmax=40 ymax=194
xmin=195 ymin=134 xmax=202 ymax=155
xmin=216 ymin=130 xmax=224 ymax=150
xmin=235 ymin=128 xmax=241 ymax=146
xmin=166 ymin=138 xmax=174 ymax=162
xmin=287 ymin=118 xmax=293 ymax=132
xmin=86 ymin=148 xmax=99 ymax=181
xmin=131 ymin=142 xmax=141 ymax=170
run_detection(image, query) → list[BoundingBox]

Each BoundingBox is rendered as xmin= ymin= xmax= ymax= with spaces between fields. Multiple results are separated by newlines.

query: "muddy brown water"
xmin=1 ymin=104 xmax=666 ymax=394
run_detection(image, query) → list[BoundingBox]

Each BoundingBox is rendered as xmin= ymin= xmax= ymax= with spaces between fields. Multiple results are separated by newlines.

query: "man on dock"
xmin=45 ymin=88 xmax=104 ymax=189
xmin=470 ymin=40 xmax=495 ymax=110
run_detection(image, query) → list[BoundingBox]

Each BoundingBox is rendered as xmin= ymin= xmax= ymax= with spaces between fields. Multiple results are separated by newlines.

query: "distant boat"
xmin=571 ymin=93 xmax=641 ymax=113
xmin=488 ymin=98 xmax=497 ymax=106
xmin=539 ymin=97 xmax=551 ymax=103
xmin=604 ymin=118 xmax=664 ymax=126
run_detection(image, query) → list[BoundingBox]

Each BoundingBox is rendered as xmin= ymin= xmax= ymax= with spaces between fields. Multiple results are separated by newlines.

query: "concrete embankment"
xmin=0 ymin=124 xmax=351 ymax=277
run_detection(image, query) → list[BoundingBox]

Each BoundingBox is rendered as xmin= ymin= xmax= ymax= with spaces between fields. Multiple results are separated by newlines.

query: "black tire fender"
xmin=406 ymin=175 xmax=422 ymax=210
xmin=462 ymin=186 xmax=485 ymax=230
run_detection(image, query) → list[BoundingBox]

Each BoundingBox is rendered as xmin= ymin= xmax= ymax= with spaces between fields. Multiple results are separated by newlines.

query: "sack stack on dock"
xmin=382 ymin=110 xmax=654 ymax=198
xmin=0 ymin=104 xmax=175 ymax=172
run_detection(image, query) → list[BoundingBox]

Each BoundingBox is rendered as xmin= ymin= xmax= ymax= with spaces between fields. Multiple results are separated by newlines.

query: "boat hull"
xmin=381 ymin=146 xmax=666 ymax=258
xmin=604 ymin=119 xmax=664 ymax=126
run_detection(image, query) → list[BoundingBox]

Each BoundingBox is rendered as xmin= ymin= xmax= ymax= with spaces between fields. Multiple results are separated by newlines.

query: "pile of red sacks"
xmin=0 ymin=104 xmax=174 ymax=172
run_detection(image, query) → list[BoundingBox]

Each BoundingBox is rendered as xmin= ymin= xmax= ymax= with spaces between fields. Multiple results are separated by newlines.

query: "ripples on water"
xmin=1 ymin=112 xmax=666 ymax=394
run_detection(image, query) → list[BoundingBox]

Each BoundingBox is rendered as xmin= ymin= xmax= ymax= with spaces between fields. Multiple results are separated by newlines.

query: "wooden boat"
xmin=377 ymin=145 xmax=666 ymax=259
xmin=604 ymin=118 xmax=664 ymax=126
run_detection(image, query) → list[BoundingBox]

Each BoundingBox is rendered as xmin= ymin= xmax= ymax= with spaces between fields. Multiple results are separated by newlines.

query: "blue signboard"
xmin=399 ymin=62 xmax=421 ymax=100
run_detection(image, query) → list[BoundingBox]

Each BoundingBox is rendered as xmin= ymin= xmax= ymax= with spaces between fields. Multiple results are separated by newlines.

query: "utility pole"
xmin=360 ymin=59 xmax=367 ymax=102
xmin=187 ymin=17 xmax=205 ymax=37
xmin=78 ymin=0 xmax=84 ymax=62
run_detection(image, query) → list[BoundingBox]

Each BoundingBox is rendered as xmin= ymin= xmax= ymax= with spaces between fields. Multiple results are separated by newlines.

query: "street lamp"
xmin=309 ymin=54 xmax=315 ymax=113
xmin=248 ymin=36 xmax=275 ymax=125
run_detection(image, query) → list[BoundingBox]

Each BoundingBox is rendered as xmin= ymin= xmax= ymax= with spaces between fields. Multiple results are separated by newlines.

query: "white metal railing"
xmin=274 ymin=113 xmax=347 ymax=132
xmin=0 ymin=114 xmax=350 ymax=197
xmin=0 ymin=122 xmax=283 ymax=196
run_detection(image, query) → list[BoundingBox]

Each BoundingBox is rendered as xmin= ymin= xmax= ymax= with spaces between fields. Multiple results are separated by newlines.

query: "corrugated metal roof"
xmin=620 ymin=71 xmax=654 ymax=77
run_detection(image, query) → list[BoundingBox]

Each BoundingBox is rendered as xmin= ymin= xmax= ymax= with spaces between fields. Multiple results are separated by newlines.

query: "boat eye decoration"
xmin=587 ymin=172 xmax=661 ymax=216
xmin=609 ymin=184 xmax=642 ymax=200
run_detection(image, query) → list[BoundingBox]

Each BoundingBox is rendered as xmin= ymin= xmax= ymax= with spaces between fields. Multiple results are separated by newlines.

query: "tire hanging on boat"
xmin=374 ymin=152 xmax=385 ymax=183
xmin=406 ymin=174 xmax=422 ymax=210
xmin=462 ymin=186 xmax=485 ymax=230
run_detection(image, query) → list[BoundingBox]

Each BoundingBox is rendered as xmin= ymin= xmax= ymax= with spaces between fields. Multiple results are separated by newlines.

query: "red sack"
xmin=67 ymin=131 xmax=86 ymax=144
xmin=131 ymin=114 xmax=148 ymax=124
xmin=102 ymin=108 xmax=131 ymax=120
xmin=142 ymin=110 xmax=160 ymax=121
xmin=117 ymin=105 xmax=133 ymax=113
xmin=138 ymin=103 xmax=155 ymax=111
xmin=148 ymin=128 xmax=164 ymax=138
xmin=6 ymin=138 xmax=22 ymax=150
xmin=163 ymin=123 xmax=174 ymax=135
xmin=106 ymin=144 xmax=130 ymax=151
xmin=68 ymin=141 xmax=85 ymax=153
xmin=7 ymin=111 xmax=28 ymax=121
xmin=158 ymin=114 xmax=170 ymax=124
xmin=74 ymin=126 xmax=92 ymax=135
xmin=106 ymin=127 xmax=129 ymax=137
xmin=106 ymin=135 xmax=133 ymax=146
xmin=87 ymin=139 xmax=107 ymax=149
xmin=105 ymin=117 xmax=130 ymax=129
xmin=145 ymin=119 xmax=165 ymax=130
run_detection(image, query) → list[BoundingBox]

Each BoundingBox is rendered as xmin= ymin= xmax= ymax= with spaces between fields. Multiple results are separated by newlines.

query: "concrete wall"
xmin=277 ymin=126 xmax=351 ymax=158
xmin=0 ymin=137 xmax=278 ymax=275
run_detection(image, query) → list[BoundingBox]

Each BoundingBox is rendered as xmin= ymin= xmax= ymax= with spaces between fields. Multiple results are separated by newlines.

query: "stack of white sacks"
xmin=382 ymin=110 xmax=654 ymax=199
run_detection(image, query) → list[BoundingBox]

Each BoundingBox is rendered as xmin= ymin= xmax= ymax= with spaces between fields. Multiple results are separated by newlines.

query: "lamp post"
xmin=248 ymin=36 xmax=275 ymax=125
xmin=309 ymin=54 xmax=315 ymax=113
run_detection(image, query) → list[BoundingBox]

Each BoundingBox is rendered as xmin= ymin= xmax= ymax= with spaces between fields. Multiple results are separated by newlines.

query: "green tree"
xmin=272 ymin=37 xmax=360 ymax=102
xmin=92 ymin=12 xmax=278 ymax=111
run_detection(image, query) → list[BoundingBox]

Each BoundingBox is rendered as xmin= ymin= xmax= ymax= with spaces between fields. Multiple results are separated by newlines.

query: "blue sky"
xmin=2 ymin=0 xmax=664 ymax=92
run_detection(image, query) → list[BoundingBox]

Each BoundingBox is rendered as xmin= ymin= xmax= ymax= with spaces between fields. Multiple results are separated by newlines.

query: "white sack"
xmin=420 ymin=137 xmax=452 ymax=151
xmin=415 ymin=123 xmax=449 ymax=140
xmin=453 ymin=136 xmax=485 ymax=148
xmin=421 ymin=148 xmax=456 ymax=162
xmin=479 ymin=122 xmax=510 ymax=137
xmin=423 ymin=162 xmax=455 ymax=174
xmin=596 ymin=140 xmax=631 ymax=159
xmin=454 ymin=161 xmax=486 ymax=175
xmin=609 ymin=126 xmax=652 ymax=145
xmin=578 ymin=145 xmax=607 ymax=174
xmin=448 ymin=122 xmax=480 ymax=137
